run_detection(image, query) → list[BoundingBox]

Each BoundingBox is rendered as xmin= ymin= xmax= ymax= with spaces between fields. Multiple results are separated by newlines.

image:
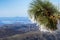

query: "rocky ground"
xmin=0 ymin=23 xmax=60 ymax=40
xmin=0 ymin=31 xmax=60 ymax=40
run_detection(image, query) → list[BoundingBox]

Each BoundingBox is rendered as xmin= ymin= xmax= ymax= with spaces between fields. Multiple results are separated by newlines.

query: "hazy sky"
xmin=0 ymin=0 xmax=60 ymax=17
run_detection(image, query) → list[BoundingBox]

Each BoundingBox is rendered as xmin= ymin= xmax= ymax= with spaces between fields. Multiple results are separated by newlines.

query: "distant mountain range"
xmin=0 ymin=17 xmax=31 ymax=24
xmin=0 ymin=17 xmax=29 ymax=21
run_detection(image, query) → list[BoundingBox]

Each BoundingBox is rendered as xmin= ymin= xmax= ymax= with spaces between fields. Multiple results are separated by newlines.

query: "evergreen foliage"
xmin=28 ymin=0 xmax=60 ymax=31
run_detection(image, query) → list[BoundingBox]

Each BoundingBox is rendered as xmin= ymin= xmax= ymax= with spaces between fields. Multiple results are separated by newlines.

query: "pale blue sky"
xmin=0 ymin=0 xmax=60 ymax=17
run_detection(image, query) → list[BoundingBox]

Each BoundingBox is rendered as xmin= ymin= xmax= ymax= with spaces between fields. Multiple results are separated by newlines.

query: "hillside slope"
xmin=0 ymin=31 xmax=60 ymax=40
